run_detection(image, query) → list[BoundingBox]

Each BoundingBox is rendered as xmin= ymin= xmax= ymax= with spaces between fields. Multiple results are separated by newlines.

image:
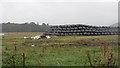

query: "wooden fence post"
xmin=23 ymin=53 xmax=26 ymax=67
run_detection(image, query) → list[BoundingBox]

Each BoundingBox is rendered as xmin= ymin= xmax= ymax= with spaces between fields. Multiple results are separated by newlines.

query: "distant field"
xmin=2 ymin=32 xmax=119 ymax=66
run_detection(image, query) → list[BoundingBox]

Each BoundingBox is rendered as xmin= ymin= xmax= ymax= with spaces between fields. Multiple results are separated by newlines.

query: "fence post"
xmin=23 ymin=53 xmax=26 ymax=67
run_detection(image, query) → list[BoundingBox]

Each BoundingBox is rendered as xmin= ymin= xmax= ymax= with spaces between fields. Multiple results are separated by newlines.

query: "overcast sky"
xmin=0 ymin=0 xmax=118 ymax=26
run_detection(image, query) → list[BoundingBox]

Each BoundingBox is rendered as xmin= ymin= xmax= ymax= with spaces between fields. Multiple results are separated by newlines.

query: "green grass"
xmin=2 ymin=32 xmax=119 ymax=66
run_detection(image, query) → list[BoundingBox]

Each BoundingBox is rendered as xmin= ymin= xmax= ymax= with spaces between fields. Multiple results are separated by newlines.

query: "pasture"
xmin=2 ymin=32 xmax=119 ymax=66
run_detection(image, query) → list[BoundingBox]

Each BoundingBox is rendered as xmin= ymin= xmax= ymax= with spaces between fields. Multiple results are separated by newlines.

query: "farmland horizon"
xmin=1 ymin=22 xmax=118 ymax=26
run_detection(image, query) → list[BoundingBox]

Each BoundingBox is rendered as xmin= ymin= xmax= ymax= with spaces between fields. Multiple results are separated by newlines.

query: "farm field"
xmin=2 ymin=32 xmax=119 ymax=66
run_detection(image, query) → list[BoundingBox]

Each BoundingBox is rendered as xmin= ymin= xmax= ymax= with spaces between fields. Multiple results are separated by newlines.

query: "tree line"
xmin=1 ymin=22 xmax=50 ymax=32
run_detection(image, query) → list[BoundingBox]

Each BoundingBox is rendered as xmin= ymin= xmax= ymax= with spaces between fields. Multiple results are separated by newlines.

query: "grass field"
xmin=2 ymin=32 xmax=119 ymax=66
